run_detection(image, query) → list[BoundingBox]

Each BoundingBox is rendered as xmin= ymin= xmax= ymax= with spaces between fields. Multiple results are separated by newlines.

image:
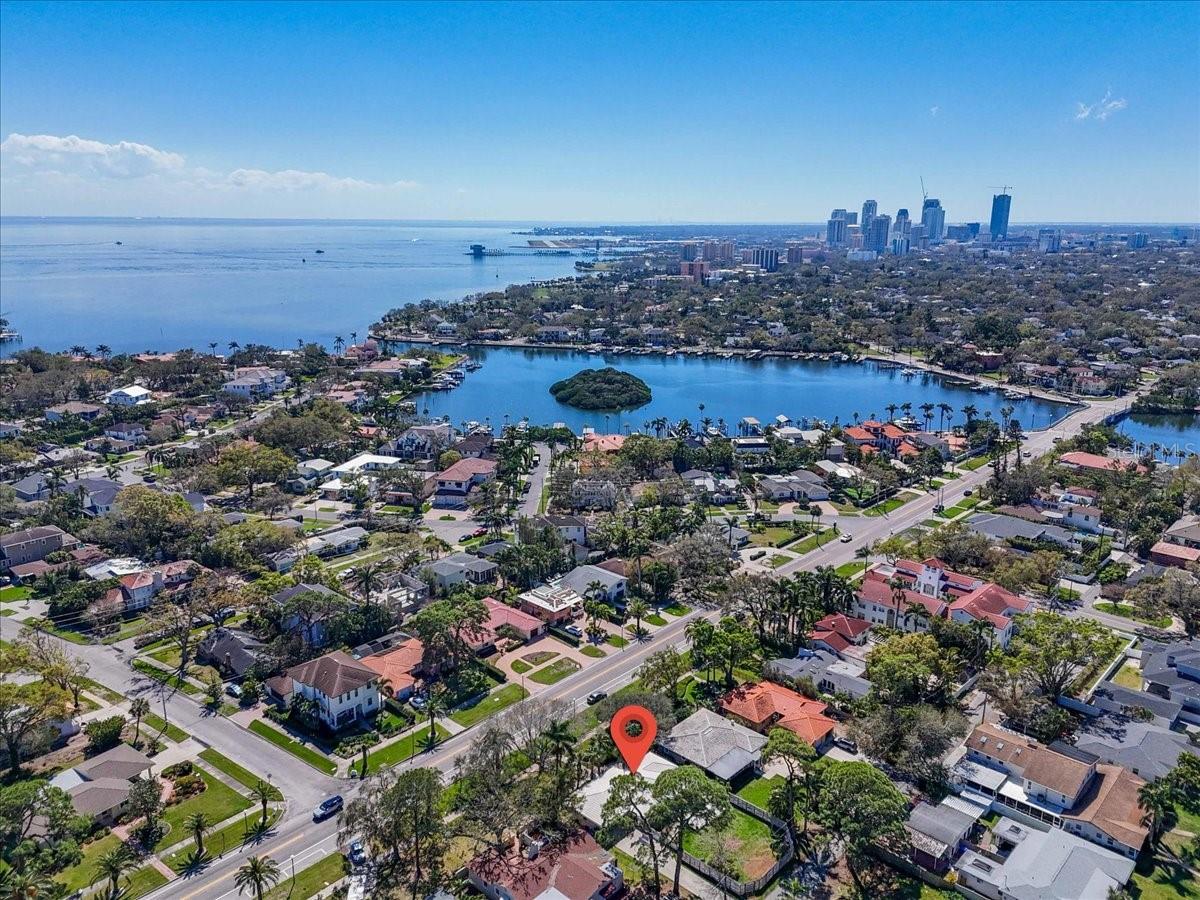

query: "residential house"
xmin=103 ymin=385 xmax=153 ymax=407
xmin=0 ymin=525 xmax=77 ymax=571
xmin=49 ymin=744 xmax=154 ymax=824
xmin=104 ymin=422 xmax=147 ymax=445
xmin=757 ymin=471 xmax=829 ymax=502
xmin=766 ymin=648 xmax=872 ymax=699
xmin=518 ymin=584 xmax=584 ymax=625
xmin=1058 ymin=451 xmax=1147 ymax=476
xmin=44 ymin=401 xmax=103 ymax=423
xmin=947 ymin=583 xmax=1031 ymax=648
xmin=281 ymin=651 xmax=380 ymax=731
xmin=952 ymin=723 xmax=1148 ymax=859
xmin=361 ymin=638 xmax=425 ymax=700
xmin=679 ymin=469 xmax=741 ymax=504
xmin=353 ymin=358 xmax=423 ymax=380
xmin=1163 ymin=514 xmax=1200 ymax=549
xmin=196 ymin=628 xmax=268 ymax=678
xmin=906 ymin=800 xmax=979 ymax=874
xmin=660 ymin=708 xmax=768 ymax=781
xmin=1139 ymin=638 xmax=1200 ymax=724
xmin=481 ymin=597 xmax=546 ymax=642
xmin=967 ymin=511 xmax=1078 ymax=550
xmin=318 ymin=453 xmax=403 ymax=500
xmin=432 ymin=457 xmax=497 ymax=509
xmin=452 ymin=433 xmax=493 ymax=459
xmin=222 ymin=367 xmax=290 ymax=399
xmin=1150 ymin=540 xmax=1200 ymax=569
xmin=854 ymin=570 xmax=946 ymax=632
xmin=1073 ymin=714 xmax=1194 ymax=781
xmin=719 ymin=681 xmax=837 ymax=751
xmin=530 ymin=514 xmax=588 ymax=546
xmin=467 ymin=830 xmax=623 ymax=900
xmin=289 ymin=458 xmax=335 ymax=493
xmin=303 ymin=526 xmax=369 ymax=558
xmin=553 ymin=564 xmax=626 ymax=605
xmin=383 ymin=423 xmax=454 ymax=461
xmin=420 ymin=551 xmax=499 ymax=592
xmin=578 ymin=753 xmax=675 ymax=829
xmin=271 ymin=582 xmax=349 ymax=647
xmin=807 ymin=613 xmax=871 ymax=656
xmin=953 ymin=816 xmax=1135 ymax=900
xmin=567 ymin=478 xmax=619 ymax=510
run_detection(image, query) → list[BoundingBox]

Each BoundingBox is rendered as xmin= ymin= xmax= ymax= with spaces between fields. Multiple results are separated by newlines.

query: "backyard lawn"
xmin=529 ymin=658 xmax=581 ymax=685
xmin=449 ymin=683 xmax=529 ymax=728
xmin=682 ymin=806 xmax=779 ymax=881
xmin=155 ymin=767 xmax=254 ymax=851
xmin=736 ymin=775 xmax=783 ymax=812
xmin=0 ymin=585 xmax=31 ymax=603
xmin=1110 ymin=661 xmax=1144 ymax=690
xmin=248 ymin=721 xmax=338 ymax=774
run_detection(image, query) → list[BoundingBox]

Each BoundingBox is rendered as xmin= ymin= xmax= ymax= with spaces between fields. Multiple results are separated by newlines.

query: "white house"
xmin=104 ymin=385 xmax=153 ymax=407
xmin=222 ymin=367 xmax=290 ymax=399
xmin=281 ymin=650 xmax=380 ymax=731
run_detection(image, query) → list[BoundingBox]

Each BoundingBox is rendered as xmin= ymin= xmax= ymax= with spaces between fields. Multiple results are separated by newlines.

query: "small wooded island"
xmin=548 ymin=367 xmax=653 ymax=410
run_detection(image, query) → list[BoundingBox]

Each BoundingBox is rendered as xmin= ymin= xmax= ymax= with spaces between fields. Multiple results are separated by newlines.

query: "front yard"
xmin=449 ymin=683 xmax=529 ymax=728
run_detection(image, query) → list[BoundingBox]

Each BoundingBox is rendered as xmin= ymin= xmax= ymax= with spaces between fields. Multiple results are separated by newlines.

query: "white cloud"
xmin=0 ymin=132 xmax=418 ymax=194
xmin=1074 ymin=89 xmax=1127 ymax=122
xmin=929 ymin=105 xmax=940 ymax=118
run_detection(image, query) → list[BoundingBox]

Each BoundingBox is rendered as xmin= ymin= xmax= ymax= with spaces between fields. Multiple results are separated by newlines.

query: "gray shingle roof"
xmin=660 ymin=708 xmax=767 ymax=780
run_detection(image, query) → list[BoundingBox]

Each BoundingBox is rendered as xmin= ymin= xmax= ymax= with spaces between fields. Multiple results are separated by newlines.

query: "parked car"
xmin=839 ymin=533 xmax=853 ymax=543
xmin=563 ymin=624 xmax=584 ymax=639
xmin=470 ymin=527 xmax=488 ymax=538
xmin=348 ymin=840 xmax=367 ymax=866
xmin=313 ymin=796 xmax=343 ymax=821
xmin=833 ymin=736 xmax=859 ymax=753
xmin=586 ymin=691 xmax=608 ymax=705
xmin=749 ymin=549 xmax=767 ymax=560
xmin=141 ymin=473 xmax=157 ymax=483
xmin=410 ymin=694 xmax=428 ymax=711
xmin=225 ymin=683 xmax=243 ymax=699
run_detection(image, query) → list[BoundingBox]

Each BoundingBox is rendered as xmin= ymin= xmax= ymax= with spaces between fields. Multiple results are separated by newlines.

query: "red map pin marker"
xmin=610 ymin=704 xmax=657 ymax=774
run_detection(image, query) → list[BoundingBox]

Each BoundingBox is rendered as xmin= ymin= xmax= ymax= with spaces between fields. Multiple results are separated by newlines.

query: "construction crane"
xmin=920 ymin=176 xmax=928 ymax=204
xmin=988 ymin=184 xmax=1014 ymax=195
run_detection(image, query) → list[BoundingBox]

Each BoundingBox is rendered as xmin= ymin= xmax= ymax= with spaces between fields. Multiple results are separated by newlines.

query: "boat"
xmin=1003 ymin=389 xmax=1027 ymax=401
xmin=114 ymin=241 xmax=122 ymax=245
xmin=0 ymin=329 xmax=20 ymax=343
xmin=900 ymin=367 xmax=918 ymax=377
xmin=315 ymin=249 xmax=325 ymax=254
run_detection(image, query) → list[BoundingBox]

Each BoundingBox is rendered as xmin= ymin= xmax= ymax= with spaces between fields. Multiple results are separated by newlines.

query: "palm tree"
xmin=937 ymin=402 xmax=954 ymax=432
xmin=186 ymin=812 xmax=211 ymax=858
xmin=1139 ymin=780 xmax=1179 ymax=846
xmin=96 ymin=344 xmax=112 ymax=359
xmin=208 ymin=342 xmax=219 ymax=356
xmin=235 ymin=856 xmax=281 ymax=900
xmin=97 ymin=844 xmax=136 ymax=898
xmin=351 ymin=561 xmax=387 ymax=610
xmin=626 ymin=597 xmax=650 ymax=639
xmin=251 ymin=780 xmax=274 ymax=826
xmin=2 ymin=866 xmax=59 ymax=900
xmin=961 ymin=404 xmax=978 ymax=426
xmin=333 ymin=335 xmax=345 ymax=355
xmin=885 ymin=403 xmax=898 ymax=423
xmin=543 ymin=719 xmax=576 ymax=770
xmin=130 ymin=697 xmax=150 ymax=747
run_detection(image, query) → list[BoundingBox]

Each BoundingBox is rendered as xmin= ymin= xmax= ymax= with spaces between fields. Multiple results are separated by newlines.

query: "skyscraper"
xmin=861 ymin=200 xmax=877 ymax=229
xmin=921 ymin=198 xmax=945 ymax=242
xmin=750 ymin=247 xmax=779 ymax=272
xmin=894 ymin=208 xmax=910 ymax=235
xmin=826 ymin=209 xmax=848 ymax=247
xmin=989 ymin=193 xmax=1012 ymax=240
xmin=1037 ymin=228 xmax=1061 ymax=253
xmin=867 ymin=214 xmax=891 ymax=252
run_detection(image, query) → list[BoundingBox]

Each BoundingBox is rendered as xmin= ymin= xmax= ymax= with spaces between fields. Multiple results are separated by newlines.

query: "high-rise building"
xmin=1037 ymin=228 xmax=1061 ymax=253
xmin=989 ymin=193 xmax=1012 ymax=240
xmin=845 ymin=212 xmax=858 ymax=225
xmin=750 ymin=247 xmax=779 ymax=272
xmin=1127 ymin=232 xmax=1149 ymax=249
xmin=679 ymin=260 xmax=709 ymax=282
xmin=921 ymin=199 xmax=945 ymax=242
xmin=703 ymin=240 xmax=735 ymax=263
xmin=867 ymin=214 xmax=891 ymax=252
xmin=894 ymin=208 xmax=911 ymax=235
xmin=785 ymin=244 xmax=805 ymax=264
xmin=826 ymin=209 xmax=848 ymax=247
xmin=847 ymin=224 xmax=863 ymax=248
xmin=946 ymin=223 xmax=980 ymax=242
xmin=861 ymin=200 xmax=878 ymax=229
xmin=890 ymin=234 xmax=910 ymax=255
xmin=909 ymin=223 xmax=928 ymax=250
xmin=680 ymin=242 xmax=698 ymax=262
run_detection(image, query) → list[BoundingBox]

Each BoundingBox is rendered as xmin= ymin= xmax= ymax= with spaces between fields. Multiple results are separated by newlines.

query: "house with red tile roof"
xmin=854 ymin=570 xmax=947 ymax=632
xmin=582 ymin=433 xmax=626 ymax=454
xmin=1059 ymin=451 xmax=1147 ymax=475
xmin=467 ymin=830 xmax=623 ymax=900
xmin=361 ymin=638 xmax=424 ymax=700
xmin=808 ymin=613 xmax=872 ymax=655
xmin=719 ymin=681 xmax=836 ymax=751
xmin=482 ymin=597 xmax=546 ymax=641
xmin=948 ymin=583 xmax=1031 ymax=647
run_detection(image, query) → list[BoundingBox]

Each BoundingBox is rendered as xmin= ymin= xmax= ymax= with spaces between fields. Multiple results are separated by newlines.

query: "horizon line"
xmin=2 ymin=214 xmax=1198 ymax=228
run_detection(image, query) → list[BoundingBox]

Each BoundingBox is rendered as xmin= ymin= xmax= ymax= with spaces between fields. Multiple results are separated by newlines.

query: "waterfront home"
xmin=731 ymin=435 xmax=770 ymax=454
xmin=44 ymin=401 xmax=104 ymax=423
xmin=419 ymin=551 xmax=499 ymax=592
xmin=433 ymin=457 xmax=497 ymax=509
xmin=384 ymin=423 xmax=454 ymax=460
xmin=718 ymin=681 xmax=836 ymax=751
xmin=467 ymin=830 xmax=622 ymax=900
xmin=0 ymin=525 xmax=78 ymax=572
xmin=353 ymin=358 xmax=423 ymax=380
xmin=49 ymin=744 xmax=154 ymax=824
xmin=103 ymin=385 xmax=153 ymax=407
xmin=953 ymin=815 xmax=1134 ymax=900
xmin=553 ymin=564 xmax=626 ymax=605
xmin=518 ymin=583 xmax=584 ymax=625
xmin=1058 ymin=451 xmax=1147 ymax=476
xmin=452 ymin=432 xmax=493 ymax=459
xmin=534 ymin=325 xmax=581 ymax=342
xmin=279 ymin=650 xmax=380 ymax=731
xmin=222 ymin=366 xmax=290 ymax=398
xmin=581 ymin=432 xmax=625 ymax=455
xmin=952 ymin=723 xmax=1148 ymax=859
xmin=659 ymin=708 xmax=767 ymax=781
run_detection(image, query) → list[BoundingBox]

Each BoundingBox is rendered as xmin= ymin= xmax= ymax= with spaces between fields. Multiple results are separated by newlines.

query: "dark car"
xmin=586 ymin=691 xmax=608 ymax=705
xmin=833 ymin=736 xmax=859 ymax=754
xmin=313 ymin=795 xmax=343 ymax=821
xmin=348 ymin=840 xmax=367 ymax=866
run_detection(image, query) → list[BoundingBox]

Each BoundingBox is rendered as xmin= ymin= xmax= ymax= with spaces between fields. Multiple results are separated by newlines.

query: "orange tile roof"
xmin=361 ymin=638 xmax=424 ymax=695
xmin=1060 ymin=451 xmax=1147 ymax=474
xmin=583 ymin=433 xmax=626 ymax=453
xmin=719 ymin=682 xmax=835 ymax=746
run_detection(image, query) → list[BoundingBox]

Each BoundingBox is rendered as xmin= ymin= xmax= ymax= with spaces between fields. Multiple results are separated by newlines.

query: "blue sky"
xmin=1 ymin=0 xmax=1197 ymax=222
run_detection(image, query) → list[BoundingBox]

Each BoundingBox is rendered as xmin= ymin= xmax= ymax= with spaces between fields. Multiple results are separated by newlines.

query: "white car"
xmin=839 ymin=533 xmax=853 ymax=543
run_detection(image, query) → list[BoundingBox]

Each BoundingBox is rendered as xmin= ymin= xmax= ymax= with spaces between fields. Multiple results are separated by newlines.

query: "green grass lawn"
xmin=510 ymin=659 xmax=532 ymax=674
xmin=1096 ymin=602 xmax=1172 ymax=629
xmin=81 ymin=677 xmax=124 ymax=704
xmin=364 ymin=723 xmax=450 ymax=773
xmin=100 ymin=615 xmax=155 ymax=644
xmin=264 ymin=852 xmax=350 ymax=900
xmin=581 ymin=645 xmax=606 ymax=658
xmin=199 ymin=748 xmax=282 ymax=799
xmin=449 ymin=683 xmax=529 ymax=728
xmin=644 ymin=613 xmax=668 ymax=627
xmin=165 ymin=807 xmax=283 ymax=871
xmin=123 ymin=865 xmax=169 ymax=899
xmin=529 ymin=658 xmax=581 ymax=685
xmin=1110 ymin=661 xmax=1144 ymax=690
xmin=521 ymin=650 xmax=558 ymax=666
xmin=0 ymin=585 xmax=31 ymax=603
xmin=682 ymin=806 xmax=778 ymax=881
xmin=606 ymin=633 xmax=630 ymax=648
xmin=57 ymin=832 xmax=123 ymax=891
xmin=960 ymin=455 xmax=992 ymax=471
xmin=26 ymin=618 xmax=90 ymax=644
xmin=155 ymin=767 xmax=254 ymax=851
xmin=786 ymin=529 xmax=834 ymax=554
xmin=662 ymin=603 xmax=691 ymax=616
xmin=863 ymin=496 xmax=910 ymax=517
xmin=768 ymin=554 xmax=793 ymax=568
xmin=140 ymin=711 xmax=189 ymax=744
xmin=834 ymin=562 xmax=866 ymax=578
xmin=736 ymin=774 xmax=783 ymax=811
xmin=749 ymin=526 xmax=804 ymax=548
xmin=131 ymin=659 xmax=201 ymax=694
xmin=1129 ymin=850 xmax=1197 ymax=900
xmin=248 ymin=721 xmax=338 ymax=774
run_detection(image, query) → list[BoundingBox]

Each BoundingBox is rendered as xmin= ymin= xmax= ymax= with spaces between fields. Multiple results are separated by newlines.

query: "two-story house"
xmin=432 ymin=457 xmax=497 ymax=509
xmin=277 ymin=650 xmax=380 ymax=731
xmin=0 ymin=525 xmax=78 ymax=572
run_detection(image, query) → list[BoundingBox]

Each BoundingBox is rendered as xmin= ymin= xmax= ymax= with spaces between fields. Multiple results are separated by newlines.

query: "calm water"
xmin=0 ymin=218 xmax=579 ymax=353
xmin=1116 ymin=413 xmax=1200 ymax=460
xmin=411 ymin=346 xmax=1076 ymax=434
